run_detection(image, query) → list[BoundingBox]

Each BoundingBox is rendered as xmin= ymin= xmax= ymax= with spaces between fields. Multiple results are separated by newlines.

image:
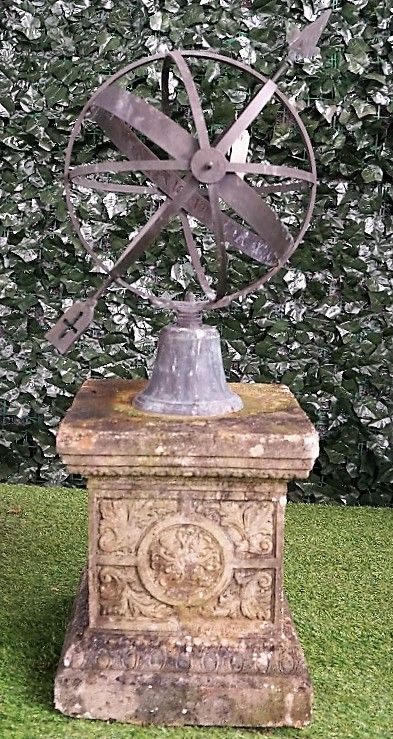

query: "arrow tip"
xmin=288 ymin=10 xmax=332 ymax=61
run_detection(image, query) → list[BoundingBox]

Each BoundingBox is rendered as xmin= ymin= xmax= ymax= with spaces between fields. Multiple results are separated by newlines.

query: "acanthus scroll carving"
xmin=240 ymin=570 xmax=273 ymax=619
xmin=98 ymin=565 xmax=173 ymax=619
xmin=193 ymin=501 xmax=275 ymax=556
xmin=199 ymin=569 xmax=274 ymax=621
xmin=97 ymin=499 xmax=177 ymax=555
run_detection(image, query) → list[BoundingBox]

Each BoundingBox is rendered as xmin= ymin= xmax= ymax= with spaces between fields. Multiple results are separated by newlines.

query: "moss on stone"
xmin=113 ymin=381 xmax=296 ymax=422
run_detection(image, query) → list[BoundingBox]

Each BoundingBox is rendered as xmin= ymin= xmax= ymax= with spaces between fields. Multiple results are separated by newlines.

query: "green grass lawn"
xmin=0 ymin=484 xmax=392 ymax=739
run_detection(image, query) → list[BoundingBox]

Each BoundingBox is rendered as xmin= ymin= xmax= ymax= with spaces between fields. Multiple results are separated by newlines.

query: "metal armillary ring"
xmin=46 ymin=12 xmax=330 ymax=416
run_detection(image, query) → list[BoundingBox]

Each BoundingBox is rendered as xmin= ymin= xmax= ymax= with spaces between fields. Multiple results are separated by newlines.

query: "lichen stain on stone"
xmin=249 ymin=443 xmax=265 ymax=457
xmin=112 ymin=381 xmax=296 ymax=422
xmin=58 ymin=378 xmax=317 ymax=469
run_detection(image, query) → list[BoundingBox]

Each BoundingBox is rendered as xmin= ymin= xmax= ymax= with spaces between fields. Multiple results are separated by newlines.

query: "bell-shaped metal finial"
xmin=133 ymin=305 xmax=243 ymax=416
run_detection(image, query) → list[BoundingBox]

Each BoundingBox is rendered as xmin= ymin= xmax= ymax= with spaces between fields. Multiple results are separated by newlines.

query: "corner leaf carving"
xmin=198 ymin=569 xmax=273 ymax=621
xmin=237 ymin=570 xmax=273 ymax=620
xmin=194 ymin=501 xmax=274 ymax=556
xmin=98 ymin=566 xmax=173 ymax=620
xmin=97 ymin=499 xmax=177 ymax=555
xmin=222 ymin=503 xmax=274 ymax=555
xmin=98 ymin=500 xmax=129 ymax=553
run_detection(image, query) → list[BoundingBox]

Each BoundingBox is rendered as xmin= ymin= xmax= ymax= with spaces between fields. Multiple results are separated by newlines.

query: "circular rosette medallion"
xmin=137 ymin=515 xmax=233 ymax=607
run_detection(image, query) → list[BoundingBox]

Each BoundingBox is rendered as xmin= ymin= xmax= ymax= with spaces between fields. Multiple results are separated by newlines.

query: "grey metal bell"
xmin=133 ymin=317 xmax=243 ymax=416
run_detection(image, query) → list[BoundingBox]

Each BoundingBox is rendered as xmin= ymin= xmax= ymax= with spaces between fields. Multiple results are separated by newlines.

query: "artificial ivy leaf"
xmin=315 ymin=101 xmax=338 ymax=123
xmin=352 ymin=100 xmax=377 ymax=118
xmin=361 ymin=165 xmax=383 ymax=183
xmin=14 ymin=11 xmax=42 ymax=41
xmin=149 ymin=11 xmax=163 ymax=31
xmin=44 ymin=83 xmax=68 ymax=107
xmin=165 ymin=0 xmax=180 ymax=11
xmin=344 ymin=38 xmax=370 ymax=74
xmin=18 ymin=84 xmax=45 ymax=113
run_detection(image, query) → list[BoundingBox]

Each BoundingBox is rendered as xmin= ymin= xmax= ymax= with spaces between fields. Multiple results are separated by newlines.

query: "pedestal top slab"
xmin=57 ymin=380 xmax=318 ymax=476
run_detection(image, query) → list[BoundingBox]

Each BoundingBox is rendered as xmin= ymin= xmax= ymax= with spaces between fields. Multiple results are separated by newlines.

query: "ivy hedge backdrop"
xmin=0 ymin=0 xmax=392 ymax=505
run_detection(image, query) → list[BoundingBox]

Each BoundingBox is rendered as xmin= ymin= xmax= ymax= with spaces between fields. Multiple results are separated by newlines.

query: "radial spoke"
xmin=180 ymin=212 xmax=216 ymax=300
xmin=256 ymin=181 xmax=310 ymax=195
xmin=226 ymin=162 xmax=316 ymax=183
xmin=208 ymin=183 xmax=227 ymax=299
xmin=69 ymin=159 xmax=187 ymax=178
xmin=72 ymin=177 xmax=159 ymax=195
xmin=215 ymin=79 xmax=277 ymax=156
xmin=110 ymin=173 xmax=200 ymax=279
xmin=111 ymin=201 xmax=173 ymax=277
xmin=164 ymin=51 xmax=210 ymax=149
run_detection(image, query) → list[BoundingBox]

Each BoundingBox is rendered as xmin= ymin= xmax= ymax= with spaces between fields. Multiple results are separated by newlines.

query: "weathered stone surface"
xmin=55 ymin=379 xmax=318 ymax=727
xmin=57 ymin=379 xmax=318 ymax=478
xmin=55 ymin=571 xmax=313 ymax=727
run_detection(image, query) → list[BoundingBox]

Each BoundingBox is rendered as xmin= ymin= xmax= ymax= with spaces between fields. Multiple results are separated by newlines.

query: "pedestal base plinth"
xmin=55 ymin=380 xmax=318 ymax=728
xmin=55 ymin=571 xmax=312 ymax=728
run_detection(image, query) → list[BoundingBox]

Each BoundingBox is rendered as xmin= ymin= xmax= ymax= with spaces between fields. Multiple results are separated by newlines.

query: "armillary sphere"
xmin=46 ymin=11 xmax=330 ymax=358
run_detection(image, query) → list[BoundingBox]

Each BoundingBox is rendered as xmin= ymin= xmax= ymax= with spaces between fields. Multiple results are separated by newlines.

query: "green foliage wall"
xmin=0 ymin=0 xmax=392 ymax=504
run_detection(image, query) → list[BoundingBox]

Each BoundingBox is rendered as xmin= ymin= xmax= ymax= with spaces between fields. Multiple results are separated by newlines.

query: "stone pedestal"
xmin=54 ymin=379 xmax=318 ymax=727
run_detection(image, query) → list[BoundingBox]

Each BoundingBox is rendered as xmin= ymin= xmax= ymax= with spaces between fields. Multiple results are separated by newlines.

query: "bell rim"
xmin=132 ymin=389 xmax=243 ymax=417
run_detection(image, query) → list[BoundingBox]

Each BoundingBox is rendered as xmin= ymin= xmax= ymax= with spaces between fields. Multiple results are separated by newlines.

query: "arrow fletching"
xmin=288 ymin=10 xmax=331 ymax=61
xmin=45 ymin=300 xmax=96 ymax=354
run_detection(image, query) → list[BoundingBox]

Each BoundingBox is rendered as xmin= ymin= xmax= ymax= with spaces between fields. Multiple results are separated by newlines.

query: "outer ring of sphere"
xmin=64 ymin=50 xmax=317 ymax=312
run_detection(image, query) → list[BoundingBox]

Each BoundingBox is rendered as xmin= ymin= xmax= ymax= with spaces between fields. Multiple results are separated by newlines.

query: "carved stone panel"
xmin=93 ymin=498 xmax=277 ymax=633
